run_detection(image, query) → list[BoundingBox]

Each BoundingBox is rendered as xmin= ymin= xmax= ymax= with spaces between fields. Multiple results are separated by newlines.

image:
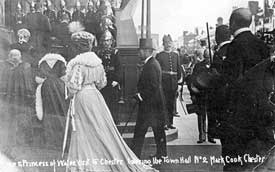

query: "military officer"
xmin=95 ymin=30 xmax=121 ymax=124
xmin=98 ymin=16 xmax=117 ymax=45
xmin=72 ymin=0 xmax=85 ymax=24
xmin=156 ymin=35 xmax=181 ymax=129
xmin=57 ymin=0 xmax=71 ymax=24
xmin=43 ymin=0 xmax=56 ymax=24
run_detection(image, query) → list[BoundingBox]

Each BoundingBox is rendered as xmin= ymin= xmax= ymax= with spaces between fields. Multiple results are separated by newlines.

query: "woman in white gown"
xmin=65 ymin=30 xmax=158 ymax=172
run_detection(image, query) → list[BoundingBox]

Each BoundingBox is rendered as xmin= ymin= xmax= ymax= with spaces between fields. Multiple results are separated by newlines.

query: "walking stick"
xmin=121 ymin=101 xmax=138 ymax=135
xmin=62 ymin=100 xmax=72 ymax=158
xmin=179 ymin=98 xmax=188 ymax=115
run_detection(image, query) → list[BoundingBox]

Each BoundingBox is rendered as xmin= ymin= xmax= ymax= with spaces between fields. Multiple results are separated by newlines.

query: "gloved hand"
xmin=133 ymin=93 xmax=142 ymax=102
xmin=112 ymin=81 xmax=119 ymax=87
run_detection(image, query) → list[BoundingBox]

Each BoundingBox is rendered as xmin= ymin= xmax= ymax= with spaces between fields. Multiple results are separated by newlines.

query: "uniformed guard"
xmin=96 ymin=30 xmax=121 ymax=124
xmin=98 ymin=16 xmax=117 ymax=45
xmin=72 ymin=0 xmax=85 ymax=24
xmin=84 ymin=0 xmax=98 ymax=35
xmin=156 ymin=34 xmax=181 ymax=129
xmin=57 ymin=0 xmax=71 ymax=24
xmin=43 ymin=0 xmax=56 ymax=24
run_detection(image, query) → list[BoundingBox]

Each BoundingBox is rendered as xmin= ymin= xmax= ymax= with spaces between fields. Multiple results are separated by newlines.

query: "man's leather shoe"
xmin=208 ymin=138 xmax=216 ymax=144
xmin=174 ymin=114 xmax=180 ymax=117
xmin=197 ymin=140 xmax=205 ymax=144
xmin=168 ymin=125 xmax=176 ymax=129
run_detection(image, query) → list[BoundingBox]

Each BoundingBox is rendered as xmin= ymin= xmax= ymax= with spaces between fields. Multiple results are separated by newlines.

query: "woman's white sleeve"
xmin=95 ymin=65 xmax=107 ymax=90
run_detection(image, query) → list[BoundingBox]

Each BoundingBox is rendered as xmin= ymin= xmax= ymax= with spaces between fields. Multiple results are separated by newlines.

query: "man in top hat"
xmin=95 ymin=30 xmax=121 ymax=124
xmin=221 ymin=8 xmax=273 ymax=171
xmin=43 ymin=0 xmax=56 ymax=24
xmin=57 ymin=0 xmax=71 ymax=24
xmin=131 ymin=38 xmax=167 ymax=159
xmin=72 ymin=0 xmax=85 ymax=24
xmin=84 ymin=0 xmax=98 ymax=35
xmin=97 ymin=16 xmax=117 ymax=44
xmin=156 ymin=34 xmax=181 ymax=130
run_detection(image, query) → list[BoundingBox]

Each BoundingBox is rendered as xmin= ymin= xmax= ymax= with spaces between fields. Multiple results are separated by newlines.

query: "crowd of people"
xmin=0 ymin=1 xmax=275 ymax=171
xmin=181 ymin=8 xmax=275 ymax=172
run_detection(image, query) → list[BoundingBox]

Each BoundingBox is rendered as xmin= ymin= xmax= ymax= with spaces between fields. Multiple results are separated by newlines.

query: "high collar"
xmin=216 ymin=40 xmax=231 ymax=51
xmin=144 ymin=56 xmax=153 ymax=64
xmin=233 ymin=27 xmax=251 ymax=37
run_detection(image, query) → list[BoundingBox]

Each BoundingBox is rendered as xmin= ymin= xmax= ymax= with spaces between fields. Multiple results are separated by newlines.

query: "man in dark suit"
xmin=222 ymin=8 xmax=273 ymax=171
xmin=156 ymin=35 xmax=181 ymax=129
xmin=131 ymin=38 xmax=167 ymax=159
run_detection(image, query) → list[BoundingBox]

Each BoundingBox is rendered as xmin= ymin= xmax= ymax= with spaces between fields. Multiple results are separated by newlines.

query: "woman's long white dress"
xmin=65 ymin=52 xmax=158 ymax=172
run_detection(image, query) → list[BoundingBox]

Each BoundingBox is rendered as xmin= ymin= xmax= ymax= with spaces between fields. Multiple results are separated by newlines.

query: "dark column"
xmin=146 ymin=0 xmax=151 ymax=38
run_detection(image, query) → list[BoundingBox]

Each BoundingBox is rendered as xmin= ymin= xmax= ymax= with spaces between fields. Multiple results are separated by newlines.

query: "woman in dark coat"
xmin=35 ymin=53 xmax=68 ymax=117
xmin=35 ymin=53 xmax=68 ymax=148
xmin=0 ymin=49 xmax=34 ymax=113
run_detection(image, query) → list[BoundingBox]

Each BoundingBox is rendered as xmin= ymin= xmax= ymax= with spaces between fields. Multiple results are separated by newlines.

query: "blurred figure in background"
xmin=57 ymin=0 xmax=71 ymax=24
xmin=72 ymin=0 xmax=85 ymax=25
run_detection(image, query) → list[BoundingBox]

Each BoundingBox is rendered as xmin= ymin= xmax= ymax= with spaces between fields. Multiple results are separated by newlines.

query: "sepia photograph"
xmin=0 ymin=0 xmax=275 ymax=171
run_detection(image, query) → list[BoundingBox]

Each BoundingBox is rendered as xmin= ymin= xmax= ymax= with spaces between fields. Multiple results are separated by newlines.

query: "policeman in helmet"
xmin=156 ymin=34 xmax=182 ymax=130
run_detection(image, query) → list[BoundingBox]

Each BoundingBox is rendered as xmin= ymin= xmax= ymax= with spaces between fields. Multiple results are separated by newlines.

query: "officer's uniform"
xmin=96 ymin=47 xmax=121 ymax=124
xmin=156 ymin=51 xmax=181 ymax=127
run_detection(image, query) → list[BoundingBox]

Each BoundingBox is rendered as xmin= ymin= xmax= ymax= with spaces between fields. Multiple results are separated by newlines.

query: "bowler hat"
xmin=139 ymin=38 xmax=154 ymax=49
